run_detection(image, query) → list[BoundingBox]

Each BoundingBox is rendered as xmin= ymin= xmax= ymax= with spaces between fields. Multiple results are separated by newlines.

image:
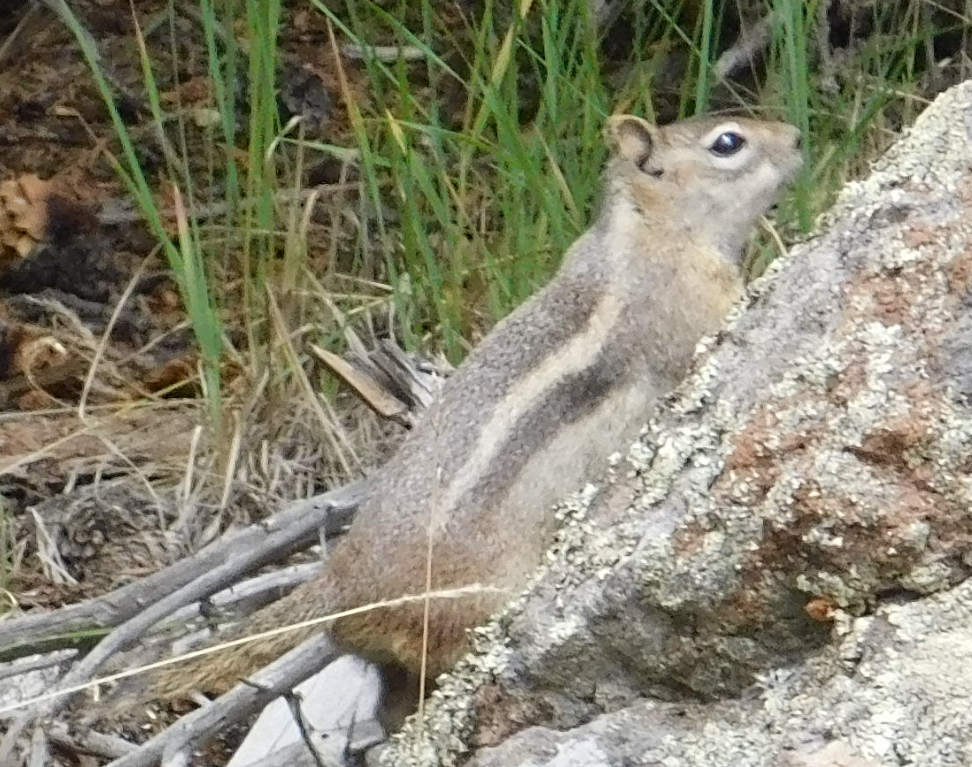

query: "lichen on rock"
xmin=383 ymin=80 xmax=972 ymax=767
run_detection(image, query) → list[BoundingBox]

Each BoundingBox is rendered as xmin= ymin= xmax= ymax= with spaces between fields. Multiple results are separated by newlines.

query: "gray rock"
xmin=383 ymin=79 xmax=972 ymax=767
xmin=466 ymin=582 xmax=972 ymax=766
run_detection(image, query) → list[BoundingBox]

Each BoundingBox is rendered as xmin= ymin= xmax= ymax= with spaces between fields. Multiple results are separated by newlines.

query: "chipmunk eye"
xmin=709 ymin=131 xmax=746 ymax=157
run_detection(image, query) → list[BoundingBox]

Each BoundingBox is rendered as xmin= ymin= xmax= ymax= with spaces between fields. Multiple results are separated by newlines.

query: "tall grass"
xmin=60 ymin=0 xmax=953 ymax=403
xmin=315 ymin=0 xmax=614 ymax=358
xmin=48 ymin=0 xmax=225 ymax=426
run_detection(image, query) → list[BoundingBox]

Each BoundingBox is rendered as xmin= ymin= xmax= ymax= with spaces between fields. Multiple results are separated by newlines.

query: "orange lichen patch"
xmin=901 ymin=226 xmax=938 ymax=249
xmin=704 ymin=249 xmax=964 ymax=619
xmin=715 ymin=397 xmax=824 ymax=506
xmin=846 ymin=267 xmax=926 ymax=327
xmin=712 ymin=379 xmax=966 ymax=624
xmin=851 ymin=415 xmax=933 ymax=471
xmin=717 ymin=582 xmax=778 ymax=627
xmin=718 ymin=414 xmax=780 ymax=504
xmin=854 ymin=384 xmax=944 ymax=464
xmin=825 ymin=361 xmax=867 ymax=407
xmin=758 ymin=456 xmax=949 ymax=577
xmin=722 ymin=407 xmax=780 ymax=474
xmin=805 ymin=595 xmax=838 ymax=623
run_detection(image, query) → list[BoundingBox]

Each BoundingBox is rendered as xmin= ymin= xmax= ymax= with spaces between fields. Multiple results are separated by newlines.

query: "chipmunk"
xmin=144 ymin=113 xmax=802 ymax=727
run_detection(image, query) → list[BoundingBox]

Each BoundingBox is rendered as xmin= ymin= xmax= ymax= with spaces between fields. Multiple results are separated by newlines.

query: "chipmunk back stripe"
xmin=436 ymin=291 xmax=624 ymax=517
xmin=454 ymin=344 xmax=627 ymax=516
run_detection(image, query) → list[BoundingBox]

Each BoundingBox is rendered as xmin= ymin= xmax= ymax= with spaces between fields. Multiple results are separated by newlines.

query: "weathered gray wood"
xmin=166 ymin=561 xmax=327 ymax=628
xmin=226 ymin=656 xmax=381 ymax=767
xmin=47 ymin=721 xmax=136 ymax=759
xmin=104 ymin=633 xmax=342 ymax=767
xmin=0 ymin=483 xmax=366 ymax=764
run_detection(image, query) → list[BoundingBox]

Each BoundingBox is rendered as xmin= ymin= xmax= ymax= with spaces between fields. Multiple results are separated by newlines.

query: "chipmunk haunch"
xmin=147 ymin=113 xmax=802 ymax=723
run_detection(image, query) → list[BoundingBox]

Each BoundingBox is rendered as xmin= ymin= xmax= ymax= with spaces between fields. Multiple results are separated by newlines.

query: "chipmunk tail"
xmin=86 ymin=579 xmax=337 ymax=723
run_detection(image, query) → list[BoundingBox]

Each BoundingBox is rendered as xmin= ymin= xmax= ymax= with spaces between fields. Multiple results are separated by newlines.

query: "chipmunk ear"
xmin=605 ymin=115 xmax=661 ymax=171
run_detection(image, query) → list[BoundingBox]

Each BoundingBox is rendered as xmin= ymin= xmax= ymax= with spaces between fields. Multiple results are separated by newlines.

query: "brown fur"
xmin=146 ymin=113 xmax=803 ymax=721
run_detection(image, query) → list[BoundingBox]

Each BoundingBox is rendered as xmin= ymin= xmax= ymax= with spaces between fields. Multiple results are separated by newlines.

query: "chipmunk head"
xmin=604 ymin=114 xmax=803 ymax=261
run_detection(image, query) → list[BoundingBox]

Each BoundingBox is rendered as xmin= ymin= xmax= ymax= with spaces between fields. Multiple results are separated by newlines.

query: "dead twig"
xmin=167 ymin=561 xmax=327 ymax=628
xmin=283 ymin=690 xmax=330 ymax=767
xmin=104 ymin=633 xmax=342 ymax=767
xmin=0 ymin=566 xmax=323 ymax=734
xmin=713 ymin=9 xmax=780 ymax=81
xmin=310 ymin=335 xmax=449 ymax=428
xmin=47 ymin=721 xmax=136 ymax=760
xmin=235 ymin=720 xmax=384 ymax=767
xmin=0 ymin=650 xmax=75 ymax=683
xmin=96 ymin=185 xmax=360 ymax=226
xmin=0 ymin=483 xmax=367 ymax=757
xmin=0 ymin=482 xmax=367 ymax=662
